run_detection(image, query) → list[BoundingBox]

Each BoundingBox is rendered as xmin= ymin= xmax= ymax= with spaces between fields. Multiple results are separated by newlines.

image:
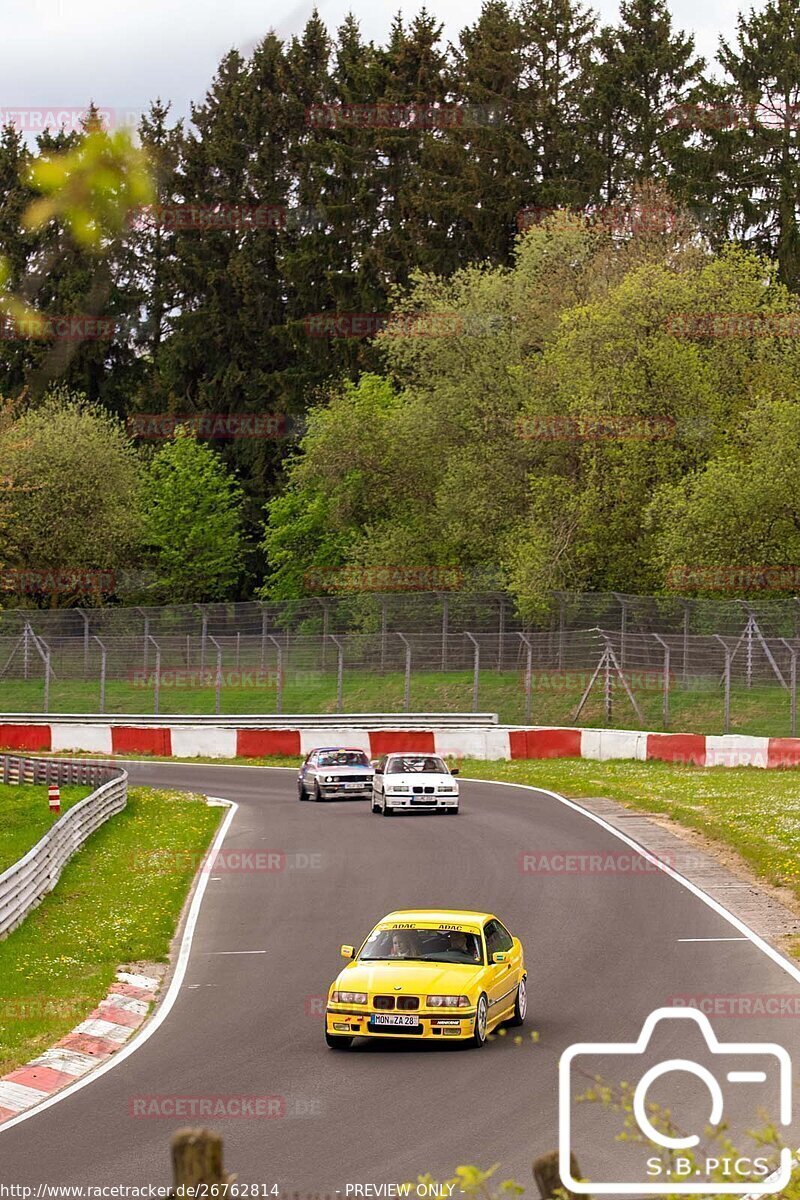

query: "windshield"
xmin=386 ymin=755 xmax=448 ymax=775
xmin=316 ymin=751 xmax=370 ymax=767
xmin=359 ymin=927 xmax=483 ymax=964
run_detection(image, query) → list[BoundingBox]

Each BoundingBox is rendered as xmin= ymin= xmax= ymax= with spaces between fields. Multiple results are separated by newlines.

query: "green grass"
xmin=3 ymin=670 xmax=797 ymax=737
xmin=0 ymin=786 xmax=221 ymax=1075
xmin=0 ymin=783 xmax=94 ymax=874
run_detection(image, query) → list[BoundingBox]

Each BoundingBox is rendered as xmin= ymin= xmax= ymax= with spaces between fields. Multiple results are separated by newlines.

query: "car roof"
xmin=380 ymin=908 xmax=494 ymax=925
xmin=312 ymin=746 xmax=367 ymax=753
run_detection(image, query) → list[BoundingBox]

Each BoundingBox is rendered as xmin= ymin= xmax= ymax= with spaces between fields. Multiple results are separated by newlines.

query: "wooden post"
xmin=170 ymin=1129 xmax=233 ymax=1194
xmin=532 ymin=1149 xmax=587 ymax=1200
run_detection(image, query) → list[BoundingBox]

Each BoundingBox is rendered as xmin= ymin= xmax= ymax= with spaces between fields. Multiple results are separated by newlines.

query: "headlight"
xmin=388 ymin=785 xmax=410 ymax=793
xmin=426 ymin=995 xmax=470 ymax=1007
xmin=331 ymin=990 xmax=367 ymax=1004
xmin=437 ymin=785 xmax=457 ymax=792
xmin=325 ymin=775 xmax=334 ymax=783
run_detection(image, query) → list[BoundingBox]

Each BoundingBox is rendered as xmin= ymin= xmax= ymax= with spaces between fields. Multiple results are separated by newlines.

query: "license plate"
xmin=343 ymin=781 xmax=366 ymax=789
xmin=371 ymin=1014 xmax=419 ymax=1027
xmin=411 ymin=795 xmax=434 ymax=803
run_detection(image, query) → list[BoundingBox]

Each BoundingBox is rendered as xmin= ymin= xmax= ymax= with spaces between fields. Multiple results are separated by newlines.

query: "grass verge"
xmin=0 ymin=786 xmax=222 ymax=1076
xmin=0 ymin=783 xmax=94 ymax=874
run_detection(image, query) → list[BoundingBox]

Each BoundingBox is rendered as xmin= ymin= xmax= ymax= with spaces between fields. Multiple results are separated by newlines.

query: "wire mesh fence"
xmin=1 ymin=597 xmax=799 ymax=736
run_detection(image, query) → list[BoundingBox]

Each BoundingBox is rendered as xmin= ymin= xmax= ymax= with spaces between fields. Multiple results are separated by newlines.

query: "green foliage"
xmin=142 ymin=427 xmax=245 ymax=603
xmin=649 ymin=398 xmax=800 ymax=591
xmin=0 ymin=388 xmax=143 ymax=605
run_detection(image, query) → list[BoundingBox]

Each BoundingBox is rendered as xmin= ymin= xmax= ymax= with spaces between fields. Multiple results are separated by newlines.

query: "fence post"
xmin=714 ymin=634 xmax=731 ymax=734
xmin=397 ymin=633 xmax=412 ymax=711
xmin=497 ymin=595 xmax=505 ymax=671
xmin=440 ymin=592 xmax=449 ymax=672
xmin=517 ymin=632 xmax=533 ymax=724
xmin=208 ymin=636 xmax=223 ymax=715
xmin=465 ymin=632 xmax=480 ymax=712
xmin=613 ymin=593 xmax=627 ymax=667
xmin=681 ymin=600 xmax=692 ymax=683
xmin=330 ymin=635 xmax=344 ymax=711
xmin=148 ymin=635 xmax=161 ymax=715
xmin=94 ymin=635 xmax=107 ymax=714
xmin=781 ymin=638 xmax=797 ymax=738
xmin=78 ymin=608 xmax=90 ymax=678
xmin=267 ymin=635 xmax=284 ymax=713
xmin=259 ymin=602 xmax=268 ymax=670
xmin=195 ymin=604 xmax=208 ymax=674
xmin=653 ymin=633 xmax=670 ymax=730
xmin=380 ymin=597 xmax=388 ymax=674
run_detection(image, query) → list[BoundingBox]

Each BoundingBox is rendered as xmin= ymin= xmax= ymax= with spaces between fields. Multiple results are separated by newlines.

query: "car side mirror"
xmin=340 ymin=944 xmax=354 ymax=959
xmin=450 ymin=768 xmax=459 ymax=776
xmin=492 ymin=951 xmax=507 ymax=964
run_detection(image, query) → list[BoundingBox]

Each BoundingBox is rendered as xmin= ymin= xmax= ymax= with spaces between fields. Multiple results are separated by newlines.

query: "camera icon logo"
xmin=559 ymin=1006 xmax=793 ymax=1194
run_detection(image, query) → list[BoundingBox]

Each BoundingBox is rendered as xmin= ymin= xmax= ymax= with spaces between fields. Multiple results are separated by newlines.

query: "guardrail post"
xmin=267 ymin=636 xmax=284 ymax=713
xmin=94 ymin=635 xmax=108 ymax=713
xmin=196 ymin=604 xmax=208 ymax=674
xmin=330 ymin=635 xmax=344 ymax=711
xmin=397 ymin=633 xmax=412 ymax=711
xmin=653 ymin=633 xmax=671 ymax=730
xmin=148 ymin=635 xmax=162 ymax=715
xmin=714 ymin=634 xmax=731 ymax=734
xmin=781 ymin=638 xmax=797 ymax=737
xmin=517 ymin=632 xmax=533 ymax=724
xmin=208 ymin=636 xmax=223 ymax=715
xmin=465 ymin=632 xmax=480 ymax=712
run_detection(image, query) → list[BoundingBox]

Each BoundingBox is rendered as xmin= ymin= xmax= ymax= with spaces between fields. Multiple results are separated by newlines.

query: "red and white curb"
xmin=0 ymin=968 xmax=162 ymax=1124
xmin=1 ymin=719 xmax=799 ymax=768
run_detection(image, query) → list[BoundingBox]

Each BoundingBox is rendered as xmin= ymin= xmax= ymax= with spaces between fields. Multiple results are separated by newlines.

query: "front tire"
xmin=314 ymin=782 xmax=323 ymax=802
xmin=371 ymin=796 xmax=380 ymax=813
xmin=508 ymin=977 xmax=527 ymax=1027
xmin=298 ymin=780 xmax=307 ymax=801
xmin=382 ymin=802 xmax=393 ymax=816
xmin=468 ymin=994 xmax=488 ymax=1047
xmin=325 ymin=1031 xmax=353 ymax=1050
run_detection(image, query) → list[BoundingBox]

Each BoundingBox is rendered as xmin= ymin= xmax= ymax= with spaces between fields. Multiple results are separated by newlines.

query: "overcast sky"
xmin=5 ymin=0 xmax=741 ymax=133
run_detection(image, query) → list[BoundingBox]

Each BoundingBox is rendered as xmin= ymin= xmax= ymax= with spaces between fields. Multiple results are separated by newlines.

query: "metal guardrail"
xmin=0 ymin=755 xmax=128 ymax=938
xmin=0 ymin=711 xmax=500 ymax=727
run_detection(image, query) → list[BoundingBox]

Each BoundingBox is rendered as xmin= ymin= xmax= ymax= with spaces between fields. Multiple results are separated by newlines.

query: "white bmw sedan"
xmin=371 ymin=752 xmax=460 ymax=816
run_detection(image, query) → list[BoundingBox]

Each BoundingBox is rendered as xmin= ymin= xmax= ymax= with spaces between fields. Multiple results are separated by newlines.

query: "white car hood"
xmin=385 ymin=773 xmax=456 ymax=787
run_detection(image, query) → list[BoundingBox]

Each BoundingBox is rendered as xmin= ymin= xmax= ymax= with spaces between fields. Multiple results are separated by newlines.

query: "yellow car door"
xmin=483 ymin=919 xmax=518 ymax=1025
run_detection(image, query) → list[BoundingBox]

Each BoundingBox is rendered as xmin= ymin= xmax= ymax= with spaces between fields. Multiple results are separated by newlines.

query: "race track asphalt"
xmin=1 ymin=761 xmax=799 ymax=1193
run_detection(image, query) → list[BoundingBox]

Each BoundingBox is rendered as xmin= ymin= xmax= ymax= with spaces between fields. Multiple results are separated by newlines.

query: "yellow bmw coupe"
xmin=325 ymin=908 xmax=526 ymax=1049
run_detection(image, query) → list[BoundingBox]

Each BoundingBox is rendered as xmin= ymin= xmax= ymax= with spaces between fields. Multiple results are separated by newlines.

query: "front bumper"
xmin=326 ymin=1005 xmax=475 ymax=1040
xmin=319 ymin=780 xmax=373 ymax=798
xmin=383 ymin=794 xmax=459 ymax=811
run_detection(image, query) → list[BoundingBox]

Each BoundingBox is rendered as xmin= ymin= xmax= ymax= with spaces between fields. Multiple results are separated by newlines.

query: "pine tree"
xmin=683 ymin=0 xmax=800 ymax=290
xmin=590 ymin=0 xmax=704 ymax=203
